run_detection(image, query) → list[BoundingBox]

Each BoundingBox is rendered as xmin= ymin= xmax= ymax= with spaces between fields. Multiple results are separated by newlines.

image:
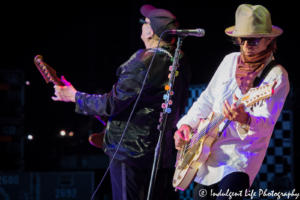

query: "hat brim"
xmin=225 ymin=25 xmax=283 ymax=37
xmin=140 ymin=5 xmax=156 ymax=18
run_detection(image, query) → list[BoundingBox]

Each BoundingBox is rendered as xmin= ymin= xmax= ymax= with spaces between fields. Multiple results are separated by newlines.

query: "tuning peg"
xmin=160 ymin=112 xmax=163 ymax=117
xmin=157 ymin=125 xmax=161 ymax=130
xmin=175 ymin=71 xmax=179 ymax=76
xmin=166 ymin=108 xmax=171 ymax=113
xmin=159 ymin=117 xmax=163 ymax=123
xmin=250 ymin=106 xmax=254 ymax=112
xmin=168 ymin=73 xmax=171 ymax=79
xmin=267 ymin=97 xmax=270 ymax=101
xmin=168 ymin=100 xmax=173 ymax=105
xmin=170 ymin=91 xmax=174 ymax=95
xmin=169 ymin=66 xmax=173 ymax=71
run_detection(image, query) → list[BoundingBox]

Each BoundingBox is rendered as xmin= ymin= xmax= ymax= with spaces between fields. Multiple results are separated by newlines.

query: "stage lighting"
xmin=60 ymin=130 xmax=66 ymax=136
xmin=69 ymin=131 xmax=74 ymax=136
xmin=28 ymin=135 xmax=33 ymax=140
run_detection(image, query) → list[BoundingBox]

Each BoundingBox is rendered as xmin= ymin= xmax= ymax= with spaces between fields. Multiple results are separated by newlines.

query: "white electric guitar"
xmin=173 ymin=80 xmax=277 ymax=191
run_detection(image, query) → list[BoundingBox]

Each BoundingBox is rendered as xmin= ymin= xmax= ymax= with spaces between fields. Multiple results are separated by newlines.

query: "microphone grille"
xmin=196 ymin=29 xmax=205 ymax=37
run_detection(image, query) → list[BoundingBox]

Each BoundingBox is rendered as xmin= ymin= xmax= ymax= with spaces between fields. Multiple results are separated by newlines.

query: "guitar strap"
xmin=218 ymin=59 xmax=278 ymax=137
xmin=253 ymin=60 xmax=278 ymax=87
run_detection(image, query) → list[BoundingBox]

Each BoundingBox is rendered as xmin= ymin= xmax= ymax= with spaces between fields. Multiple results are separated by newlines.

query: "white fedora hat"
xmin=225 ymin=4 xmax=283 ymax=37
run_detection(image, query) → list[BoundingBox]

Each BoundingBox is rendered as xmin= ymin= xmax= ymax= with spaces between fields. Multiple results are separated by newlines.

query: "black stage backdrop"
xmin=0 ymin=0 xmax=299 ymax=198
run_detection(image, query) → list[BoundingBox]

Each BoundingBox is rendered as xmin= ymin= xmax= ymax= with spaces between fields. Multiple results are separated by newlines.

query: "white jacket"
xmin=177 ymin=52 xmax=290 ymax=186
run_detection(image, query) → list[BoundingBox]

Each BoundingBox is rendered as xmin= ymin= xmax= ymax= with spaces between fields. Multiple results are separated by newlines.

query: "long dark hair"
xmin=268 ymin=37 xmax=278 ymax=52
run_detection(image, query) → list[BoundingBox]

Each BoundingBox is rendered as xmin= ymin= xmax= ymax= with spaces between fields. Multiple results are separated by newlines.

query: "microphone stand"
xmin=147 ymin=35 xmax=186 ymax=200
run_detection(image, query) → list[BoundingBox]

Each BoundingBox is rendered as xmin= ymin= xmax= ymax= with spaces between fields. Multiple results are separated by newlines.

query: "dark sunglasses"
xmin=234 ymin=37 xmax=263 ymax=46
xmin=139 ymin=18 xmax=150 ymax=24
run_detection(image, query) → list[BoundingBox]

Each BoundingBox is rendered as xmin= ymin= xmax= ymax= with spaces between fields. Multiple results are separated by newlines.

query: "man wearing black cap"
xmin=52 ymin=4 xmax=190 ymax=200
xmin=140 ymin=5 xmax=179 ymax=49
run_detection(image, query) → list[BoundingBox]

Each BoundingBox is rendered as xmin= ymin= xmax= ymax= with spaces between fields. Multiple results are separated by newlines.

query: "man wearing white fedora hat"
xmin=174 ymin=4 xmax=289 ymax=199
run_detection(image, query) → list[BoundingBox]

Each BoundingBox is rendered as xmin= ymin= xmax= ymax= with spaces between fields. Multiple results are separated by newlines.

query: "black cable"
xmin=90 ymin=31 xmax=168 ymax=200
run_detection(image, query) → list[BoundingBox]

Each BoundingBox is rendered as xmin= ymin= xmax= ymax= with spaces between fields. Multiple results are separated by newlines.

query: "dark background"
xmin=0 ymin=0 xmax=299 ymax=199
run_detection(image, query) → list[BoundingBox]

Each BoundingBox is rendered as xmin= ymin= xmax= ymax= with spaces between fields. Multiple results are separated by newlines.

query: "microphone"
xmin=167 ymin=29 xmax=205 ymax=37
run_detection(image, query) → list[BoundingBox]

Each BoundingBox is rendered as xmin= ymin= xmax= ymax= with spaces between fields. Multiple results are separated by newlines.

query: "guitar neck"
xmin=34 ymin=55 xmax=65 ymax=86
xmin=187 ymin=79 xmax=277 ymax=150
xmin=44 ymin=62 xmax=65 ymax=86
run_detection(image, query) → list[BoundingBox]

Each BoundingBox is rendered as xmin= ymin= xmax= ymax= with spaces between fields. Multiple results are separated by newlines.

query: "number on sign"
xmin=55 ymin=188 xmax=77 ymax=198
xmin=0 ymin=175 xmax=19 ymax=185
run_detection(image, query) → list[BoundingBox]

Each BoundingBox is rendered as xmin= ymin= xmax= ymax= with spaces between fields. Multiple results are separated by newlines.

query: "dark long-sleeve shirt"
xmin=75 ymin=46 xmax=191 ymax=167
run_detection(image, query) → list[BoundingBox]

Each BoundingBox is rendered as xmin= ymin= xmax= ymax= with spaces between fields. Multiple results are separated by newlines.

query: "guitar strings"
xmin=189 ymin=115 xmax=222 ymax=143
xmin=182 ymin=86 xmax=272 ymax=155
xmin=188 ymin=98 xmax=242 ymax=147
xmin=186 ymin=114 xmax=223 ymax=149
xmin=186 ymin=98 xmax=242 ymax=149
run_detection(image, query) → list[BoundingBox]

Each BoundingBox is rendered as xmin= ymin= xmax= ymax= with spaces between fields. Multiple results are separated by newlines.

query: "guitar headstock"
xmin=34 ymin=55 xmax=64 ymax=86
xmin=241 ymin=79 xmax=277 ymax=108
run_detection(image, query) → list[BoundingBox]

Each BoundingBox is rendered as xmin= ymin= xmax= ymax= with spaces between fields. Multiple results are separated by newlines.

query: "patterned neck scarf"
xmin=235 ymin=45 xmax=274 ymax=94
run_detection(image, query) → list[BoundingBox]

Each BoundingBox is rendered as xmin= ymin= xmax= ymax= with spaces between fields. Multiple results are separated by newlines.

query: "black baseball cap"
xmin=140 ymin=5 xmax=179 ymax=39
